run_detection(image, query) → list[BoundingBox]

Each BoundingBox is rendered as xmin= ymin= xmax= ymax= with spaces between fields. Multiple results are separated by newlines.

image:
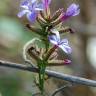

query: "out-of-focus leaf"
xmin=0 ymin=76 xmax=21 ymax=96
xmin=0 ymin=17 xmax=39 ymax=55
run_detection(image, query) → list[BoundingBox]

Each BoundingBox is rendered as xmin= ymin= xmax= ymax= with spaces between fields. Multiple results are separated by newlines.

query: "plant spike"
xmin=18 ymin=0 xmax=80 ymax=95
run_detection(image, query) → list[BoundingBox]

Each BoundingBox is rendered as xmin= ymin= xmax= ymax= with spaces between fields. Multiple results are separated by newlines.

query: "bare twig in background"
xmin=0 ymin=60 xmax=96 ymax=87
xmin=71 ymin=21 xmax=96 ymax=36
xmin=51 ymin=83 xmax=72 ymax=96
xmin=32 ymin=92 xmax=41 ymax=96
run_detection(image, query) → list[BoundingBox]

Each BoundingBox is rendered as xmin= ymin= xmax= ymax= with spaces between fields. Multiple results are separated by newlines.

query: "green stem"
xmin=45 ymin=39 xmax=49 ymax=52
xmin=37 ymin=22 xmax=50 ymax=95
xmin=38 ymin=60 xmax=47 ymax=95
xmin=38 ymin=39 xmax=49 ymax=95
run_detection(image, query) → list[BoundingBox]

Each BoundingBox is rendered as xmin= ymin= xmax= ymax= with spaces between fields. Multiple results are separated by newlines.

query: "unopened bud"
xmin=51 ymin=8 xmax=63 ymax=22
xmin=44 ymin=45 xmax=58 ymax=61
xmin=48 ymin=59 xmax=71 ymax=66
xmin=59 ymin=27 xmax=74 ymax=34
xmin=37 ymin=16 xmax=47 ymax=27
xmin=51 ymin=14 xmax=63 ymax=27
xmin=49 ymin=51 xmax=58 ymax=60
xmin=46 ymin=7 xmax=51 ymax=20
xmin=27 ymin=46 xmax=40 ymax=62
xmin=64 ymin=59 xmax=71 ymax=64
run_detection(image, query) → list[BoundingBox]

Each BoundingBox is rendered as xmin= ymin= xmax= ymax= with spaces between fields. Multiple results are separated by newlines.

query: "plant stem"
xmin=38 ymin=59 xmax=47 ymax=95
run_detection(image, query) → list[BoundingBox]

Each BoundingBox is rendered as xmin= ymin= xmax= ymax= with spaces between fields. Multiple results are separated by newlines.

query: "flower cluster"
xmin=18 ymin=0 xmax=51 ymax=22
xmin=49 ymin=29 xmax=72 ymax=54
xmin=18 ymin=0 xmax=80 ymax=55
xmin=18 ymin=0 xmax=44 ymax=22
xmin=18 ymin=0 xmax=80 ymax=94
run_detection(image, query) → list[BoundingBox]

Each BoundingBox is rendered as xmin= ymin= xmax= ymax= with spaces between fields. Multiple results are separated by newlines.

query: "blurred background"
xmin=0 ymin=0 xmax=96 ymax=96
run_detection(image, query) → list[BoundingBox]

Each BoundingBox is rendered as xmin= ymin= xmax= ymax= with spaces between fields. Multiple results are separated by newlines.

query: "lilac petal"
xmin=66 ymin=3 xmax=80 ymax=16
xmin=42 ymin=0 xmax=51 ymax=8
xmin=20 ymin=0 xmax=29 ymax=9
xmin=48 ymin=0 xmax=52 ymax=4
xmin=61 ymin=3 xmax=80 ymax=21
xmin=73 ymin=8 xmax=80 ymax=16
xmin=43 ymin=0 xmax=51 ymax=5
xmin=35 ymin=3 xmax=44 ymax=11
xmin=27 ymin=11 xmax=37 ymax=22
xmin=59 ymin=39 xmax=68 ymax=45
xmin=51 ymin=29 xmax=60 ymax=42
xmin=31 ymin=0 xmax=37 ymax=3
xmin=59 ymin=39 xmax=72 ymax=53
xmin=48 ymin=35 xmax=58 ymax=45
xmin=59 ymin=44 xmax=72 ymax=54
xmin=21 ymin=0 xmax=29 ymax=6
xmin=17 ymin=10 xmax=29 ymax=18
xmin=21 ymin=0 xmax=36 ymax=6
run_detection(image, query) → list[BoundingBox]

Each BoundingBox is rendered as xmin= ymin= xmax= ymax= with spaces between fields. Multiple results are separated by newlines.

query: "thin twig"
xmin=0 ymin=60 xmax=96 ymax=87
xmin=32 ymin=92 xmax=41 ymax=96
xmin=51 ymin=83 xmax=72 ymax=96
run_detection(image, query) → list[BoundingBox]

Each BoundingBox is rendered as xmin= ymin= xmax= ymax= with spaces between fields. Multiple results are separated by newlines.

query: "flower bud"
xmin=48 ymin=59 xmax=71 ymax=66
xmin=64 ymin=59 xmax=71 ymax=64
xmin=37 ymin=16 xmax=47 ymax=27
xmin=51 ymin=8 xmax=63 ymax=22
xmin=59 ymin=27 xmax=74 ymax=34
xmin=50 ymin=14 xmax=63 ymax=27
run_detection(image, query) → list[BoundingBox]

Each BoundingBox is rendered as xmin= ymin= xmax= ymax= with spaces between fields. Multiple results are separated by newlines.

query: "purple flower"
xmin=42 ymin=0 xmax=51 ymax=9
xmin=49 ymin=29 xmax=72 ymax=54
xmin=61 ymin=3 xmax=80 ymax=21
xmin=17 ymin=0 xmax=44 ymax=22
